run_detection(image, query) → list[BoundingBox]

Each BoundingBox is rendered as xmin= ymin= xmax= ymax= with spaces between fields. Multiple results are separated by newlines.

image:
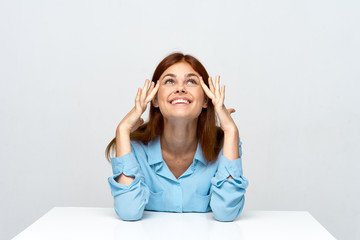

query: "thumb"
xmin=130 ymin=118 xmax=144 ymax=133
xmin=227 ymin=108 xmax=236 ymax=114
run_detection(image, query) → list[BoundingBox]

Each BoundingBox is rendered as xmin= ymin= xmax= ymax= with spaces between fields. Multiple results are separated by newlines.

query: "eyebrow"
xmin=162 ymin=73 xmax=200 ymax=80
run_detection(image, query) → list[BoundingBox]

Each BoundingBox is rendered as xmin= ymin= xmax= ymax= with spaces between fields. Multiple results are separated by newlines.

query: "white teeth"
xmin=171 ymin=99 xmax=190 ymax=104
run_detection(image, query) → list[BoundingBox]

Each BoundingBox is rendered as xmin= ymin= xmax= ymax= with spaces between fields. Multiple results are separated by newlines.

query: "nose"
xmin=175 ymin=82 xmax=187 ymax=93
xmin=175 ymin=89 xmax=186 ymax=93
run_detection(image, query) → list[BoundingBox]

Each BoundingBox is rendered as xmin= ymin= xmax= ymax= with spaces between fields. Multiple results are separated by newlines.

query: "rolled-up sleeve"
xmin=210 ymin=142 xmax=249 ymax=222
xmin=108 ymin=152 xmax=150 ymax=221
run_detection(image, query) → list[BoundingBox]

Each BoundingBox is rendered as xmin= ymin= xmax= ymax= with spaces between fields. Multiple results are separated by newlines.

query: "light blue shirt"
xmin=108 ymin=137 xmax=248 ymax=222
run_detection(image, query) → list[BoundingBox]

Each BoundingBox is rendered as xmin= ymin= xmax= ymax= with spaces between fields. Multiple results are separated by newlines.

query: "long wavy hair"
xmin=105 ymin=52 xmax=224 ymax=162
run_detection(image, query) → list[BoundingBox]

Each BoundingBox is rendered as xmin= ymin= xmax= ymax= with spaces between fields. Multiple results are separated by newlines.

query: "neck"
xmin=161 ymin=118 xmax=198 ymax=156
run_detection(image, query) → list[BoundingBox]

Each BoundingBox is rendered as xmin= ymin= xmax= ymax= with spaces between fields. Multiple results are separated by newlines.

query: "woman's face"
xmin=153 ymin=61 xmax=207 ymax=121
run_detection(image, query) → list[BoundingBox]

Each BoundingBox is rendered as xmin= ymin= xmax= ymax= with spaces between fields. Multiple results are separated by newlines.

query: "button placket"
xmin=174 ymin=182 xmax=183 ymax=212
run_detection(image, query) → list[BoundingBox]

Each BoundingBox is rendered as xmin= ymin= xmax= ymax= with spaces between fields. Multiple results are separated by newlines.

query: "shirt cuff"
xmin=213 ymin=155 xmax=248 ymax=188
xmin=108 ymin=173 xmax=142 ymax=193
xmin=217 ymin=155 xmax=243 ymax=178
xmin=110 ymin=152 xmax=139 ymax=177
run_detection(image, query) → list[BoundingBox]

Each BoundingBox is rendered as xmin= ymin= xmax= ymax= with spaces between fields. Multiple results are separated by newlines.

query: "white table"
xmin=13 ymin=207 xmax=336 ymax=240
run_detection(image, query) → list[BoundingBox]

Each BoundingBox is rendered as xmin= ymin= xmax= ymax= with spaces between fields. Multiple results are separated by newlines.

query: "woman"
xmin=105 ymin=52 xmax=248 ymax=221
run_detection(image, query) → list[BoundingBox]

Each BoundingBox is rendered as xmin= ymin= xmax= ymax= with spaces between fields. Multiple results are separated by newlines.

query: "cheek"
xmin=191 ymin=89 xmax=205 ymax=103
xmin=157 ymin=87 xmax=172 ymax=104
xmin=157 ymin=88 xmax=166 ymax=100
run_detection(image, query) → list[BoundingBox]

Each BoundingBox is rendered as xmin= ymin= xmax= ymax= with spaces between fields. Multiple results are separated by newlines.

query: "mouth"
xmin=169 ymin=97 xmax=192 ymax=105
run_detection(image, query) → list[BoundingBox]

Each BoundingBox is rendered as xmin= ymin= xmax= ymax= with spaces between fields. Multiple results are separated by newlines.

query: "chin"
xmin=162 ymin=112 xmax=200 ymax=121
xmin=159 ymin=105 xmax=203 ymax=120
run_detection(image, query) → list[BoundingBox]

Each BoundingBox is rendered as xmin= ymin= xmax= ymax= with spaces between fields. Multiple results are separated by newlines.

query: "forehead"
xmin=160 ymin=62 xmax=198 ymax=77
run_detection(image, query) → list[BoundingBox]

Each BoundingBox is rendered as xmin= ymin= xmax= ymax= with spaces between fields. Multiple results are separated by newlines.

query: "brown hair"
xmin=105 ymin=52 xmax=224 ymax=162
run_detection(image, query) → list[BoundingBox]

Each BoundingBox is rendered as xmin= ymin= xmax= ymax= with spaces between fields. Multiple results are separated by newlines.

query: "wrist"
xmin=116 ymin=124 xmax=131 ymax=137
xmin=223 ymin=125 xmax=239 ymax=136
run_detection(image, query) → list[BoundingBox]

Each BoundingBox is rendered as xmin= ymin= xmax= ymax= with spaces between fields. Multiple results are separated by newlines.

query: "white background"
xmin=1 ymin=0 xmax=359 ymax=239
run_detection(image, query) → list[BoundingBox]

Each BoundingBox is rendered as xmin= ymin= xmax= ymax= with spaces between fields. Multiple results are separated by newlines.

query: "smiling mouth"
xmin=170 ymin=98 xmax=191 ymax=104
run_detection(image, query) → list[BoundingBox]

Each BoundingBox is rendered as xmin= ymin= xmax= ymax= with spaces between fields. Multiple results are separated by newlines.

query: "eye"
xmin=164 ymin=79 xmax=175 ymax=85
xmin=187 ymin=79 xmax=197 ymax=85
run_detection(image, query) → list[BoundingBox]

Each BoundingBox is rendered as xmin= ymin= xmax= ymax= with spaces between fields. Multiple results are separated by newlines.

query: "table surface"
xmin=13 ymin=207 xmax=336 ymax=240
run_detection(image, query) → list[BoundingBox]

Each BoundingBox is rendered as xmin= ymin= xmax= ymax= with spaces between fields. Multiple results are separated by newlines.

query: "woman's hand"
xmin=200 ymin=75 xmax=240 ymax=161
xmin=200 ymin=75 xmax=238 ymax=134
xmin=117 ymin=79 xmax=160 ymax=134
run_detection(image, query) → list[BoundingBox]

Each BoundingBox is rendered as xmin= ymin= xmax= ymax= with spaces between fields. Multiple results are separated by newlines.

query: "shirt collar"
xmin=147 ymin=137 xmax=208 ymax=165
xmin=147 ymin=137 xmax=163 ymax=165
xmin=194 ymin=141 xmax=207 ymax=165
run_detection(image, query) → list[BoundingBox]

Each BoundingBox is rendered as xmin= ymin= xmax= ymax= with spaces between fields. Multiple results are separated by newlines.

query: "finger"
xmin=153 ymin=80 xmax=160 ymax=93
xmin=145 ymin=81 xmax=155 ymax=101
xmin=208 ymin=76 xmax=215 ymax=93
xmin=199 ymin=77 xmax=209 ymax=91
xmin=146 ymin=80 xmax=160 ymax=103
xmin=141 ymin=79 xmax=150 ymax=103
xmin=147 ymin=81 xmax=155 ymax=95
xmin=135 ymin=88 xmax=141 ymax=107
xmin=143 ymin=79 xmax=150 ymax=94
xmin=200 ymin=77 xmax=215 ymax=99
xmin=221 ymin=84 xmax=225 ymax=104
xmin=215 ymin=75 xmax=220 ymax=99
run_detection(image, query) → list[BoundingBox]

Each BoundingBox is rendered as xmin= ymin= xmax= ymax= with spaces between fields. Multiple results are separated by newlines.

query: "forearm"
xmin=115 ymin=126 xmax=135 ymax=185
xmin=222 ymin=127 xmax=239 ymax=161
xmin=211 ymin=142 xmax=249 ymax=221
xmin=116 ymin=125 xmax=132 ymax=157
